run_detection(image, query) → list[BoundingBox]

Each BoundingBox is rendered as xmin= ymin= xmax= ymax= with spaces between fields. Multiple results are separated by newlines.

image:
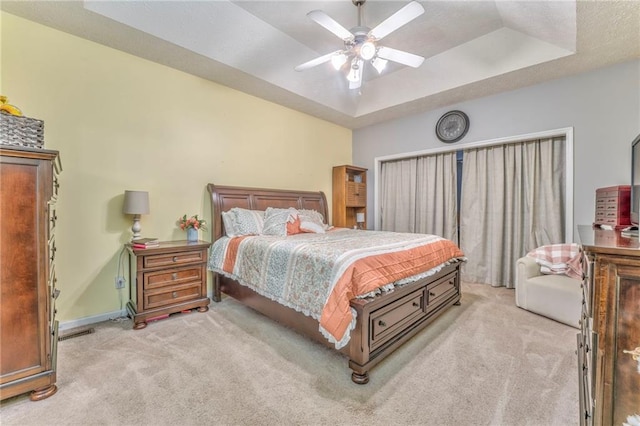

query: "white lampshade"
xmin=123 ymin=190 xmax=150 ymax=240
xmin=123 ymin=190 xmax=150 ymax=215
xmin=356 ymin=212 xmax=365 ymax=223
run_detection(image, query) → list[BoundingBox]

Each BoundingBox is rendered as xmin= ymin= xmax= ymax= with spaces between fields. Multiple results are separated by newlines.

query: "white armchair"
xmin=515 ymin=256 xmax=582 ymax=328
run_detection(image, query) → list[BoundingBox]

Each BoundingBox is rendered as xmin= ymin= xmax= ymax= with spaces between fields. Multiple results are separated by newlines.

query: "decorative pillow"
xmin=221 ymin=211 xmax=237 ymax=237
xmin=263 ymin=207 xmax=298 ymax=236
xmin=286 ymin=216 xmax=304 ymax=235
xmin=229 ymin=208 xmax=264 ymax=236
xmin=298 ymin=209 xmax=328 ymax=234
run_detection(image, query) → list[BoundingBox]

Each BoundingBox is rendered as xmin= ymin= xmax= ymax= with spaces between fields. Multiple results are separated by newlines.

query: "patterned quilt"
xmin=208 ymin=228 xmax=465 ymax=349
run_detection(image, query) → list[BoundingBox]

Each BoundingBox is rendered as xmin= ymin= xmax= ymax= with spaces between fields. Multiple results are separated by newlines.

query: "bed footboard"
xmin=347 ymin=263 xmax=461 ymax=384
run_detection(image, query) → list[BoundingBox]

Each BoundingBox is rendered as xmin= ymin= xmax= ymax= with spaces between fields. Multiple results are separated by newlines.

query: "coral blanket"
xmin=208 ymin=228 xmax=464 ymax=349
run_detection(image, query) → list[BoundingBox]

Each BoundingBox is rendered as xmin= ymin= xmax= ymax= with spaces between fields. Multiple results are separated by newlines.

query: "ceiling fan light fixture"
xmin=296 ymin=0 xmax=425 ymax=92
xmin=359 ymin=41 xmax=376 ymax=60
xmin=372 ymin=57 xmax=388 ymax=74
xmin=347 ymin=59 xmax=362 ymax=83
xmin=331 ymin=53 xmax=348 ymax=70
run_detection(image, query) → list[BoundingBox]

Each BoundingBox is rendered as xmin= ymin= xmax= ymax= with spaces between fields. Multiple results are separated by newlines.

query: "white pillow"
xmin=221 ymin=211 xmax=237 ymax=237
xmin=228 ymin=208 xmax=264 ymax=236
xmin=298 ymin=209 xmax=329 ymax=233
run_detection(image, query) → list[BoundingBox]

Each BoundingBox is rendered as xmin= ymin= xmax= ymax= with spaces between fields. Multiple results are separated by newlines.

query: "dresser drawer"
xmin=426 ymin=273 xmax=457 ymax=311
xmin=370 ymin=289 xmax=424 ymax=349
xmin=144 ymin=282 xmax=202 ymax=310
xmin=143 ymin=250 xmax=205 ymax=269
xmin=143 ymin=266 xmax=203 ymax=290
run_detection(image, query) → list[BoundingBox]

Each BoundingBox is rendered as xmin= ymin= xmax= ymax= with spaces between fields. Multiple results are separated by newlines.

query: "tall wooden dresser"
xmin=577 ymin=226 xmax=640 ymax=425
xmin=0 ymin=146 xmax=61 ymax=401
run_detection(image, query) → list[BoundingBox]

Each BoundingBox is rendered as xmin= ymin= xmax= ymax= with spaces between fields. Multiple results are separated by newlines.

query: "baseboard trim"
xmin=59 ymin=309 xmax=128 ymax=331
xmin=59 ymin=292 xmax=215 ymax=331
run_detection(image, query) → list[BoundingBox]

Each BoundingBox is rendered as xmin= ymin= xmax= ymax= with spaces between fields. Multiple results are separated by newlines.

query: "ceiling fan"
xmin=295 ymin=0 xmax=425 ymax=90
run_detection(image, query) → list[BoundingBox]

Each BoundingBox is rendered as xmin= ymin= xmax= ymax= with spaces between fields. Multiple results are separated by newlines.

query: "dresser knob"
xmin=172 ymin=291 xmax=178 ymax=298
xmin=429 ymin=292 xmax=436 ymax=297
xmin=623 ymin=347 xmax=640 ymax=361
xmin=172 ymin=273 xmax=178 ymax=280
xmin=172 ymin=256 xmax=178 ymax=262
xmin=412 ymin=302 xmax=419 ymax=307
xmin=378 ymin=320 xmax=386 ymax=327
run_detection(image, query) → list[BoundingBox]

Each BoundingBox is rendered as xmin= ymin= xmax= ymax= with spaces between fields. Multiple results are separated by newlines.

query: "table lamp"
xmin=356 ymin=212 xmax=365 ymax=230
xmin=122 ymin=190 xmax=150 ymax=240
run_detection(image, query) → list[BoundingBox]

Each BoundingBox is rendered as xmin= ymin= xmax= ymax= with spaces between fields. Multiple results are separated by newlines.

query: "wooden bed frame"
xmin=207 ymin=183 xmax=462 ymax=384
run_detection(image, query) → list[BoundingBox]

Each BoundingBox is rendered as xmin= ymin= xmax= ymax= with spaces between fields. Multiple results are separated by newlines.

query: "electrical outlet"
xmin=115 ymin=276 xmax=126 ymax=289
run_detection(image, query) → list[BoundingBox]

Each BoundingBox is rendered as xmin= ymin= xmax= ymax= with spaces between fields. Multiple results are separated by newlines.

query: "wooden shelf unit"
xmin=332 ymin=165 xmax=367 ymax=229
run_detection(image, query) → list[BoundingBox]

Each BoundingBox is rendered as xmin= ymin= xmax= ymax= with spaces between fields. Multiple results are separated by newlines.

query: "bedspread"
xmin=208 ymin=228 xmax=464 ymax=349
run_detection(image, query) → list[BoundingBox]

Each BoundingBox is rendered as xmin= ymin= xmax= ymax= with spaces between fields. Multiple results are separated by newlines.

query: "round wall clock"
xmin=435 ymin=110 xmax=469 ymax=143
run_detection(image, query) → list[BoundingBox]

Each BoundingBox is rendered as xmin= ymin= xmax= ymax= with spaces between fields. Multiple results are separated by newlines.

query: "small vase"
xmin=187 ymin=227 xmax=198 ymax=242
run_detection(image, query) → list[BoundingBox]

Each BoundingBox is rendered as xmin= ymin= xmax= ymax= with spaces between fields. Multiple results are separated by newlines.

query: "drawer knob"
xmin=173 ymin=256 xmax=178 ymax=262
xmin=172 ymin=291 xmax=178 ymax=298
xmin=412 ymin=302 xmax=419 ymax=307
xmin=623 ymin=347 xmax=640 ymax=361
xmin=172 ymin=273 xmax=178 ymax=280
xmin=429 ymin=292 xmax=436 ymax=297
xmin=378 ymin=320 xmax=386 ymax=327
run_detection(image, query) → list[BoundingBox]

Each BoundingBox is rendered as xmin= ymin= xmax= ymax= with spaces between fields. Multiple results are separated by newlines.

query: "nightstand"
xmin=126 ymin=240 xmax=211 ymax=329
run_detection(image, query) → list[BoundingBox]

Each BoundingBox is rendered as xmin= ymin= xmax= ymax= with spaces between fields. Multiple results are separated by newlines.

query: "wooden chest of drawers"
xmin=594 ymin=185 xmax=631 ymax=229
xmin=1 ymin=147 xmax=61 ymax=401
xmin=127 ymin=240 xmax=211 ymax=329
xmin=577 ymin=226 xmax=640 ymax=425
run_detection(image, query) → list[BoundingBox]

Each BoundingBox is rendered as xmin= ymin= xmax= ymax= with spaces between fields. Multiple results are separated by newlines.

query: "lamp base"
xmin=131 ymin=215 xmax=142 ymax=240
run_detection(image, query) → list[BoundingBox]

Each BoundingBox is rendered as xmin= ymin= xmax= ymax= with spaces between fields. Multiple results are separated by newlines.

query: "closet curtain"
xmin=459 ymin=137 xmax=566 ymax=287
xmin=380 ymin=152 xmax=457 ymax=241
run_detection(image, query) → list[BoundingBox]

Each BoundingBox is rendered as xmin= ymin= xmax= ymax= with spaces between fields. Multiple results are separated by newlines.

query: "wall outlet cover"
xmin=115 ymin=276 xmax=126 ymax=289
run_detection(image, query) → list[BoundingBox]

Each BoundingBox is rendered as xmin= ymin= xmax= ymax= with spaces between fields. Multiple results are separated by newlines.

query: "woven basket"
xmin=0 ymin=112 xmax=45 ymax=149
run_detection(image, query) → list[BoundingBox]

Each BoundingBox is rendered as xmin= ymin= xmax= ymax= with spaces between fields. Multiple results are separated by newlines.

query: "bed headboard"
xmin=207 ymin=184 xmax=329 ymax=241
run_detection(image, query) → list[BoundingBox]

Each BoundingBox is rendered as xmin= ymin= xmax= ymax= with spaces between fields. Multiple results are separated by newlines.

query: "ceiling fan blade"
xmin=295 ymin=50 xmax=342 ymax=72
xmin=368 ymin=1 xmax=425 ymax=41
xmin=307 ymin=10 xmax=354 ymax=41
xmin=377 ymin=46 xmax=425 ymax=68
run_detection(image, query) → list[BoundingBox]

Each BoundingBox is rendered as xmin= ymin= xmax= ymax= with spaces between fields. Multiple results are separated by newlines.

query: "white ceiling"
xmin=2 ymin=1 xmax=639 ymax=129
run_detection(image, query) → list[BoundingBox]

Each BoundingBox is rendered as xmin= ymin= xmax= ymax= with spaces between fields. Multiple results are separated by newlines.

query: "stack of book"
xmin=131 ymin=238 xmax=159 ymax=249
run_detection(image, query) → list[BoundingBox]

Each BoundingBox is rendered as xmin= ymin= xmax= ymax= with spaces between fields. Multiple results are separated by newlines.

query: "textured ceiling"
xmin=2 ymin=1 xmax=639 ymax=129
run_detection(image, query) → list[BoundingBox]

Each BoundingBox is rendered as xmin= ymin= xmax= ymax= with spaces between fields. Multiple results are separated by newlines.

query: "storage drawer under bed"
xmin=369 ymin=289 xmax=425 ymax=350
xmin=426 ymin=273 xmax=458 ymax=312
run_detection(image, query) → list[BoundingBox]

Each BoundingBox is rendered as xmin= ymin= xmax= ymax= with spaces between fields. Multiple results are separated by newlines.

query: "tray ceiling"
xmin=2 ymin=1 xmax=639 ymax=129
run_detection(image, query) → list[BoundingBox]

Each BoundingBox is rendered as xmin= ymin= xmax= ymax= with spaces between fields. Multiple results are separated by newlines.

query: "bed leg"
xmin=212 ymin=274 xmax=222 ymax=302
xmin=351 ymin=371 xmax=369 ymax=385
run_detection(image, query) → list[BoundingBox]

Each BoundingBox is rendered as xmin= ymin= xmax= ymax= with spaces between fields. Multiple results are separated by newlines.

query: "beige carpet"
xmin=0 ymin=282 xmax=578 ymax=425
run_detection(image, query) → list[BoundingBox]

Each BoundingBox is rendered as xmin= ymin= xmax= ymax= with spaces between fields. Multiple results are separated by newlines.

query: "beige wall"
xmin=1 ymin=13 xmax=352 ymax=324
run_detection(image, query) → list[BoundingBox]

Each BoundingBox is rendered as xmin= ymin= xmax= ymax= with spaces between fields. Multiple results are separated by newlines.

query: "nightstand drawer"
xmin=143 ymin=250 xmax=205 ymax=269
xmin=144 ymin=282 xmax=202 ymax=310
xmin=144 ymin=266 xmax=203 ymax=290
